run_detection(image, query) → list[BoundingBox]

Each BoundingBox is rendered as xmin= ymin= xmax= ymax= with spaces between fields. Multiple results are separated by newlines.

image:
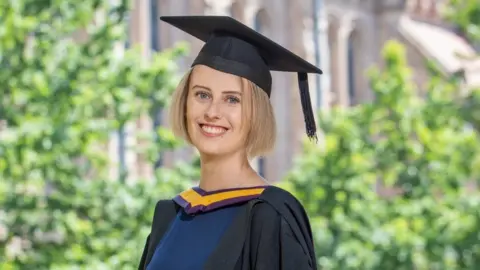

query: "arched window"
xmin=254 ymin=8 xmax=270 ymax=35
xmin=252 ymin=8 xmax=270 ymax=178
xmin=124 ymin=14 xmax=131 ymax=48
xmin=347 ymin=31 xmax=357 ymax=106
xmin=150 ymin=0 xmax=160 ymax=52
xmin=327 ymin=16 xmax=340 ymax=107
xmin=230 ymin=1 xmax=244 ymax=20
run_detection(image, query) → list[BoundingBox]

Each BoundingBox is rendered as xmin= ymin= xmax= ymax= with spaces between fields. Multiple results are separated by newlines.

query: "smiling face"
xmin=185 ymin=65 xmax=249 ymax=157
xmin=169 ymin=66 xmax=277 ymax=159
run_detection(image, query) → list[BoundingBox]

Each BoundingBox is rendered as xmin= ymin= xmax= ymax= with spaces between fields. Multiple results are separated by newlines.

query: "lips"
xmin=199 ymin=124 xmax=228 ymax=136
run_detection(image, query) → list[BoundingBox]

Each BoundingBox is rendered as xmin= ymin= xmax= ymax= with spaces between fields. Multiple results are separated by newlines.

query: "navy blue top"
xmin=146 ymin=205 xmax=241 ymax=270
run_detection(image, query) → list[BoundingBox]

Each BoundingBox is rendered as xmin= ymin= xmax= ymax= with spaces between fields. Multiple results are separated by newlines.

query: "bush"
xmin=0 ymin=1 xmax=197 ymax=269
xmin=284 ymin=40 xmax=480 ymax=269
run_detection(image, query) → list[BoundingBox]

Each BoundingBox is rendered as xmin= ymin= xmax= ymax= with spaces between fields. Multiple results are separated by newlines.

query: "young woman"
xmin=138 ymin=15 xmax=322 ymax=270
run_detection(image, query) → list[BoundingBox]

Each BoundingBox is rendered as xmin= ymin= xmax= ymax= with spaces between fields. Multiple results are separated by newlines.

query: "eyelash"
xmin=195 ymin=91 xmax=210 ymax=99
xmin=195 ymin=91 xmax=240 ymax=104
xmin=227 ymin=96 xmax=240 ymax=104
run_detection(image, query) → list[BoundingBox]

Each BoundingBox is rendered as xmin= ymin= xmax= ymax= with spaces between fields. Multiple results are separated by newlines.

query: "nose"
xmin=204 ymin=101 xmax=221 ymax=120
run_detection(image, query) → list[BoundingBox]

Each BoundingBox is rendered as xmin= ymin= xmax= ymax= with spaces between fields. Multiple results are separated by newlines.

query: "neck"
xmin=198 ymin=151 xmax=261 ymax=191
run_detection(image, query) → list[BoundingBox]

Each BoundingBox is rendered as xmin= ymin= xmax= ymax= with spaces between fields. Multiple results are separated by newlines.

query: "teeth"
xmin=202 ymin=125 xmax=227 ymax=134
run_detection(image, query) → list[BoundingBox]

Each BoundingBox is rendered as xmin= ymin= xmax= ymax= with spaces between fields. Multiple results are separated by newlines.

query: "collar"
xmin=173 ymin=185 xmax=268 ymax=215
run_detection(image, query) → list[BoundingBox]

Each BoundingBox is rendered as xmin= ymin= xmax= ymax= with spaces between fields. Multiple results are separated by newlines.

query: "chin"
xmin=193 ymin=140 xmax=235 ymax=157
xmin=191 ymin=136 xmax=244 ymax=158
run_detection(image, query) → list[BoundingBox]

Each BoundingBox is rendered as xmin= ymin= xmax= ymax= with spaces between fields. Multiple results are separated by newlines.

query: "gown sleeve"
xmin=249 ymin=203 xmax=315 ymax=270
xmin=138 ymin=234 xmax=150 ymax=270
xmin=137 ymin=199 xmax=180 ymax=270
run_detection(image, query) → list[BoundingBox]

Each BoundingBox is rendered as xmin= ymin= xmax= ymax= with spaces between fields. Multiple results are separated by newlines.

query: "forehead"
xmin=190 ymin=65 xmax=243 ymax=90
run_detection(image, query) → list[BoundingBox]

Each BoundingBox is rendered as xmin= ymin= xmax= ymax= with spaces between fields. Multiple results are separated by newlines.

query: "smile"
xmin=199 ymin=124 xmax=228 ymax=137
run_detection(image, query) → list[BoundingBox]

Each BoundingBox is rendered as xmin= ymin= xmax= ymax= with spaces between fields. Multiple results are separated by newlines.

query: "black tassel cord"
xmin=297 ymin=72 xmax=318 ymax=143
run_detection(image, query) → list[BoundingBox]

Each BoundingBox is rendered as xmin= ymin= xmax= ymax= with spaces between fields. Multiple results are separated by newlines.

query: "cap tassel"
xmin=298 ymin=72 xmax=318 ymax=143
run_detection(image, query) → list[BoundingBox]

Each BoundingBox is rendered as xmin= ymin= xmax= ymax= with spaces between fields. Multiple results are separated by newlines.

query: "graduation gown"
xmin=138 ymin=185 xmax=317 ymax=270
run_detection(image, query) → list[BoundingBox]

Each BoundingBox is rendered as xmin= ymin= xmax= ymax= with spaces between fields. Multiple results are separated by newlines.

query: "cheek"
xmin=185 ymin=102 xmax=198 ymax=139
xmin=226 ymin=106 xmax=241 ymax=125
xmin=230 ymin=109 xmax=248 ymax=134
xmin=185 ymin=98 xmax=198 ymax=121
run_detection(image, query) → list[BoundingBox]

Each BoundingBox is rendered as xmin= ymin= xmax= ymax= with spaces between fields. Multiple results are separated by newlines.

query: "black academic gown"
xmin=138 ymin=186 xmax=317 ymax=270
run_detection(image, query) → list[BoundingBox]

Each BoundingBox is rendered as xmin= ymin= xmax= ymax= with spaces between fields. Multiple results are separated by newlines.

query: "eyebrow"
xmin=192 ymin=84 xmax=242 ymax=95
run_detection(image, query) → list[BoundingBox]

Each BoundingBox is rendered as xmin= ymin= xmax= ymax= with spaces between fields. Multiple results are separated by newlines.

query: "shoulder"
xmin=249 ymin=186 xmax=317 ymax=269
xmin=250 ymin=185 xmax=312 ymax=233
xmin=151 ymin=199 xmax=179 ymax=223
xmin=259 ymin=185 xmax=305 ymax=207
xmin=257 ymin=185 xmax=315 ymax=241
xmin=153 ymin=199 xmax=177 ymax=212
xmin=255 ymin=185 xmax=310 ymax=221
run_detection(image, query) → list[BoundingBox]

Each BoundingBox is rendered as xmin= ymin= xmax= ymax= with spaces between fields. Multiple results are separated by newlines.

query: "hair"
xmin=169 ymin=67 xmax=276 ymax=159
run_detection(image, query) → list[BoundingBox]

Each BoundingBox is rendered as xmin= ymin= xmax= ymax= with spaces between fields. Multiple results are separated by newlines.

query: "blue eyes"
xmin=227 ymin=96 xmax=240 ymax=104
xmin=195 ymin=91 xmax=240 ymax=104
xmin=198 ymin=92 xmax=209 ymax=99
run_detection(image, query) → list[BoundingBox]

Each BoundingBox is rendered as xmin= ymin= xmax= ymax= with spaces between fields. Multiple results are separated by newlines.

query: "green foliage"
xmin=284 ymin=40 xmax=480 ymax=269
xmin=0 ymin=0 xmax=197 ymax=269
xmin=443 ymin=0 xmax=480 ymax=41
xmin=442 ymin=0 xmax=480 ymax=133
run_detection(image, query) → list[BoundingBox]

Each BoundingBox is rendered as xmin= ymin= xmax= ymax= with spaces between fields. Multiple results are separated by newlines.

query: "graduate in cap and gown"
xmin=138 ymin=15 xmax=322 ymax=270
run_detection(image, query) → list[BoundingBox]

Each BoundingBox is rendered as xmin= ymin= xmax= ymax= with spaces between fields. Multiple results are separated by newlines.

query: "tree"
xmin=443 ymin=0 xmax=480 ymax=132
xmin=443 ymin=0 xmax=480 ymax=42
xmin=283 ymin=40 xmax=480 ymax=269
xmin=0 ymin=0 xmax=197 ymax=269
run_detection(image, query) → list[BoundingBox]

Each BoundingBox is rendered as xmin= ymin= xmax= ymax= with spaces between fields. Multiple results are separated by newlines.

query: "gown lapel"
xmin=144 ymin=200 xmax=180 ymax=267
xmin=144 ymin=186 xmax=268 ymax=270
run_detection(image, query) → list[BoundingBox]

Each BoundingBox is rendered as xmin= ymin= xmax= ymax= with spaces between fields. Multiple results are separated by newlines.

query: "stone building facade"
xmin=117 ymin=0 xmax=479 ymax=183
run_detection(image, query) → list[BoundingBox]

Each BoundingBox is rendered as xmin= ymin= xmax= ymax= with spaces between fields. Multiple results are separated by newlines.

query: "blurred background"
xmin=1 ymin=0 xmax=479 ymax=269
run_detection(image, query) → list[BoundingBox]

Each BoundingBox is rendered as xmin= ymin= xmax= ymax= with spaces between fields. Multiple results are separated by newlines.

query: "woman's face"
xmin=186 ymin=65 xmax=249 ymax=157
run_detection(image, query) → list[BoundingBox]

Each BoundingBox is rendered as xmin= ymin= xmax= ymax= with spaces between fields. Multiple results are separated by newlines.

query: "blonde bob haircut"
xmin=169 ymin=68 xmax=276 ymax=158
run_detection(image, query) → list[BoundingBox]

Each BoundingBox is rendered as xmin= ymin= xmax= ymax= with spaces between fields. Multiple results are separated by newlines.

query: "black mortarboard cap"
xmin=160 ymin=15 xmax=322 ymax=142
